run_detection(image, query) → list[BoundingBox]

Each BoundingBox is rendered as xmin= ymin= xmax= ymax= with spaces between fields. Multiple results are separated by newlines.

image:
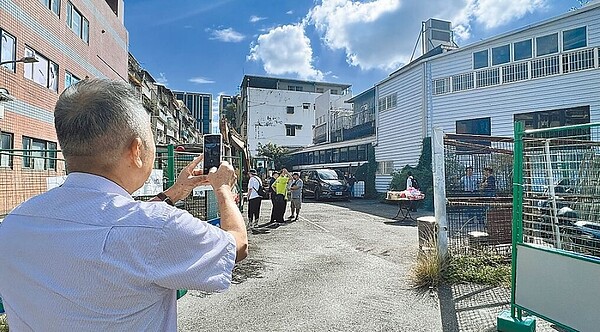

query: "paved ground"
xmin=175 ymin=198 xmax=562 ymax=331
xmin=177 ymin=198 xmax=442 ymax=331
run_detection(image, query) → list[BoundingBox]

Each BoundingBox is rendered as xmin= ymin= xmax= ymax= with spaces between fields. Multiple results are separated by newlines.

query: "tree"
xmin=256 ymin=142 xmax=289 ymax=170
xmin=222 ymin=103 xmax=237 ymax=129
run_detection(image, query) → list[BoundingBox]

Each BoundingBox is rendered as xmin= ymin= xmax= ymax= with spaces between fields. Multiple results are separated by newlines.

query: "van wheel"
xmin=315 ymin=188 xmax=321 ymax=201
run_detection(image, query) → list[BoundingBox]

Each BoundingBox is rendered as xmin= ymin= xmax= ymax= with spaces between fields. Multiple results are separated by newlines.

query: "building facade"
xmin=240 ymin=75 xmax=351 ymax=157
xmin=174 ymin=91 xmax=212 ymax=135
xmin=0 ymin=0 xmax=128 ymax=215
xmin=374 ymin=3 xmax=600 ymax=192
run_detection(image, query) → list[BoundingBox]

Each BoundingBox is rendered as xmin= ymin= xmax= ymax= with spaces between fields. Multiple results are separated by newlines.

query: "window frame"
xmin=23 ymin=47 xmax=59 ymax=92
xmin=535 ymin=33 xmax=559 ymax=57
xmin=0 ymin=29 xmax=16 ymax=72
xmin=473 ymin=49 xmax=489 ymax=69
xmin=513 ymin=39 xmax=533 ymax=61
xmin=39 ymin=0 xmax=61 ymax=16
xmin=285 ymin=124 xmax=296 ymax=136
xmin=286 ymin=106 xmax=294 ymax=114
xmin=0 ymin=131 xmax=14 ymax=168
xmin=491 ymin=44 xmax=511 ymax=66
xmin=22 ymin=136 xmax=58 ymax=171
xmin=65 ymin=70 xmax=80 ymax=89
xmin=562 ymin=26 xmax=587 ymax=52
xmin=66 ymin=1 xmax=89 ymax=43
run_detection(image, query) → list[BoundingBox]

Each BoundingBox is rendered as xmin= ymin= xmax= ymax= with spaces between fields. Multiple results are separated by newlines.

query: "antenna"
xmin=410 ymin=22 xmax=424 ymax=62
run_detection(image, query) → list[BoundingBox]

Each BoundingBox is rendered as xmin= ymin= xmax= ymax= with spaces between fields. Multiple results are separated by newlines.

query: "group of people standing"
xmin=460 ymin=165 xmax=496 ymax=196
xmin=246 ymin=168 xmax=304 ymax=231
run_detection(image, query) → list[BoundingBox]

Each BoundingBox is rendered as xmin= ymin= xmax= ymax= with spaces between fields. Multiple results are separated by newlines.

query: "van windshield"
xmin=317 ymin=170 xmax=339 ymax=180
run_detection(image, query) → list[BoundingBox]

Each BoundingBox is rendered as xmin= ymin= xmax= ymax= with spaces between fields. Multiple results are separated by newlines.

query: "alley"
xmin=177 ymin=199 xmax=442 ymax=332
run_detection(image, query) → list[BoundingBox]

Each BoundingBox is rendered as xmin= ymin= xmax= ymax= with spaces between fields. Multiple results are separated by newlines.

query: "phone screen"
xmin=203 ymin=134 xmax=222 ymax=174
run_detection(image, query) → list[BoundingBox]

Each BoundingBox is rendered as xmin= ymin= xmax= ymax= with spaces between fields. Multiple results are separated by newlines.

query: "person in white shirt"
xmin=0 ymin=79 xmax=247 ymax=331
xmin=246 ymin=169 xmax=263 ymax=230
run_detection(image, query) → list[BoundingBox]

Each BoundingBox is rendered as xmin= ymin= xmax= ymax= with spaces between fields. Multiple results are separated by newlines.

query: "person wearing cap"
xmin=287 ymin=172 xmax=303 ymax=221
xmin=247 ymin=169 xmax=263 ymax=230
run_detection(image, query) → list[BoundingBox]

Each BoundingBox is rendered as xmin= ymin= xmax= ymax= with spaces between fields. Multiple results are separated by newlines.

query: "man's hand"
xmin=207 ymin=161 xmax=237 ymax=194
xmin=164 ymin=154 xmax=210 ymax=202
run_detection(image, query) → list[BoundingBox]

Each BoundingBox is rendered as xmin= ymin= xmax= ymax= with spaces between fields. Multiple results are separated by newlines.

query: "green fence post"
xmin=497 ymin=121 xmax=535 ymax=332
xmin=167 ymin=144 xmax=175 ymax=187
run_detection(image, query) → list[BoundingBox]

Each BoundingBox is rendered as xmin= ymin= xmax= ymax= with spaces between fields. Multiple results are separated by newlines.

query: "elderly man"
xmin=0 ymin=79 xmax=247 ymax=331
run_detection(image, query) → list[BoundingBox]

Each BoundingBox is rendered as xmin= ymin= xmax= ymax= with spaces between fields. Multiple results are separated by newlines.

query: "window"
xmin=456 ymin=117 xmax=491 ymax=135
xmin=514 ymin=39 xmax=532 ymax=61
xmin=473 ymin=50 xmax=489 ymax=69
xmin=536 ymin=33 xmax=558 ymax=56
xmin=339 ymin=147 xmax=348 ymax=162
xmin=286 ymin=106 xmax=294 ymax=114
xmin=0 ymin=132 xmax=13 ymax=168
xmin=40 ymin=0 xmax=60 ymax=16
xmin=285 ymin=124 xmax=296 ymax=136
xmin=24 ymin=47 xmax=59 ymax=92
xmin=378 ymin=93 xmax=397 ymax=112
xmin=348 ymin=146 xmax=358 ymax=161
xmin=452 ymin=73 xmax=474 ymax=92
xmin=433 ymin=77 xmax=450 ymax=95
xmin=67 ymin=1 xmax=89 ymax=43
xmin=377 ymin=161 xmax=394 ymax=175
xmin=563 ymin=26 xmax=586 ymax=51
xmin=492 ymin=44 xmax=510 ymax=65
xmin=456 ymin=117 xmax=491 ymax=153
xmin=316 ymin=87 xmax=324 ymax=93
xmin=287 ymin=85 xmax=303 ymax=91
xmin=357 ymin=145 xmax=367 ymax=161
xmin=302 ymin=103 xmax=310 ymax=110
xmin=22 ymin=136 xmax=57 ymax=170
xmin=330 ymin=89 xmax=339 ymax=95
xmin=514 ymin=106 xmax=590 ymax=131
xmin=65 ymin=71 xmax=80 ymax=89
xmin=1 ymin=30 xmax=16 ymax=72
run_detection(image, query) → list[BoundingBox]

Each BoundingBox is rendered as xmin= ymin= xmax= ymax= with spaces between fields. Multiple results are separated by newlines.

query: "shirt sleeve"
xmin=149 ymin=208 xmax=237 ymax=292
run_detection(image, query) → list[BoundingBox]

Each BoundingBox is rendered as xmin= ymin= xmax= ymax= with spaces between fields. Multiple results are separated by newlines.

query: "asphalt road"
xmin=177 ymin=199 xmax=442 ymax=332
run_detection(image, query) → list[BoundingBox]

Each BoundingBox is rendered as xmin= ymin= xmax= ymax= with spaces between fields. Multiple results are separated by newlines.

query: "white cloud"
xmin=156 ymin=72 xmax=168 ymax=85
xmin=286 ymin=10 xmax=294 ymax=15
xmin=250 ymin=15 xmax=267 ymax=23
xmin=248 ymin=23 xmax=324 ymax=81
xmin=307 ymin=0 xmax=548 ymax=71
xmin=469 ymin=0 xmax=548 ymax=29
xmin=207 ymin=27 xmax=245 ymax=42
xmin=189 ymin=77 xmax=215 ymax=84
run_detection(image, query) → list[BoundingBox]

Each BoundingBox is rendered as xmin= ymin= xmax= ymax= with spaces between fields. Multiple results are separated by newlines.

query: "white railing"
xmin=433 ymin=47 xmax=598 ymax=95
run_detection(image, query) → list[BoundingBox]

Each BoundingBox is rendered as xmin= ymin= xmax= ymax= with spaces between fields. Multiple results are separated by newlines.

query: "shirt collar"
xmin=61 ymin=172 xmax=132 ymax=198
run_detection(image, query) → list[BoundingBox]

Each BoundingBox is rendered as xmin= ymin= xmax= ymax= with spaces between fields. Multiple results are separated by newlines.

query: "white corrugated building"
xmin=375 ymin=3 xmax=600 ymax=192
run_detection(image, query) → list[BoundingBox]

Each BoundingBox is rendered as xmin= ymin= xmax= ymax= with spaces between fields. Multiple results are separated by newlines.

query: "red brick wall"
xmin=0 ymin=0 xmax=128 ymax=214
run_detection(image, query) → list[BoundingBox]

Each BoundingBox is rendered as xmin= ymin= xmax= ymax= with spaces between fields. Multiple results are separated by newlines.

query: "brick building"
xmin=0 ymin=0 xmax=128 ymax=215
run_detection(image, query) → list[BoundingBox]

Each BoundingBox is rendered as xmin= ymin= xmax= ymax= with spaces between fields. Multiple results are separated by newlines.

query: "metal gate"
xmin=499 ymin=122 xmax=600 ymax=332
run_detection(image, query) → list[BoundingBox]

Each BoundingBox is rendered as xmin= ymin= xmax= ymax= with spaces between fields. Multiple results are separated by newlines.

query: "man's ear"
xmin=128 ymin=137 xmax=144 ymax=169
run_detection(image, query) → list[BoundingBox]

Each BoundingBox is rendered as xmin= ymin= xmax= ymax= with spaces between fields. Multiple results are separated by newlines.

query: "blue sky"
xmin=125 ymin=0 xmax=588 ymax=128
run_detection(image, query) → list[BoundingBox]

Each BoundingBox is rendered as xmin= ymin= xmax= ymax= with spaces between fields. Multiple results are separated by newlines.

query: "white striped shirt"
xmin=0 ymin=173 xmax=236 ymax=331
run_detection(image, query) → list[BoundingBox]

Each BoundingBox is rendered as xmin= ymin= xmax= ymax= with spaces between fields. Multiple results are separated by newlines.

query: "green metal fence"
xmin=0 ymin=144 xmax=227 ymax=221
xmin=499 ymin=122 xmax=600 ymax=332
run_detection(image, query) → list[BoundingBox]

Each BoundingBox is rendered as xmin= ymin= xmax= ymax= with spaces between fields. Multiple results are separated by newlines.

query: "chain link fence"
xmin=443 ymin=133 xmax=514 ymax=256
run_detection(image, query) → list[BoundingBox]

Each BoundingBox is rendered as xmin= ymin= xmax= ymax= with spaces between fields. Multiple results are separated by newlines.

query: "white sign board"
xmin=47 ymin=175 xmax=68 ymax=190
xmin=133 ymin=169 xmax=164 ymax=197
xmin=193 ymin=185 xmax=212 ymax=197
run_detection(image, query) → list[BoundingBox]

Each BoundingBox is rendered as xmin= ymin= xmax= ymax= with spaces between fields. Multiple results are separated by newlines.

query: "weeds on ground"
xmin=411 ymin=236 xmax=511 ymax=289
xmin=446 ymin=254 xmax=511 ymax=288
xmin=0 ymin=314 xmax=8 ymax=332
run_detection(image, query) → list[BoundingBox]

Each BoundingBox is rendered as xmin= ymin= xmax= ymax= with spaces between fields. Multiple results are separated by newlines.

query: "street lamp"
xmin=0 ymin=56 xmax=38 ymax=66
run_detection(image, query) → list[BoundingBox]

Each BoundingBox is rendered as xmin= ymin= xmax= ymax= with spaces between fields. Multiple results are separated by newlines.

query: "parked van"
xmin=301 ymin=169 xmax=350 ymax=200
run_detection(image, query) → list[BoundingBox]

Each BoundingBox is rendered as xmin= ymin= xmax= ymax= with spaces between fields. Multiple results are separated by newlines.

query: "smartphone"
xmin=203 ymin=134 xmax=222 ymax=174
